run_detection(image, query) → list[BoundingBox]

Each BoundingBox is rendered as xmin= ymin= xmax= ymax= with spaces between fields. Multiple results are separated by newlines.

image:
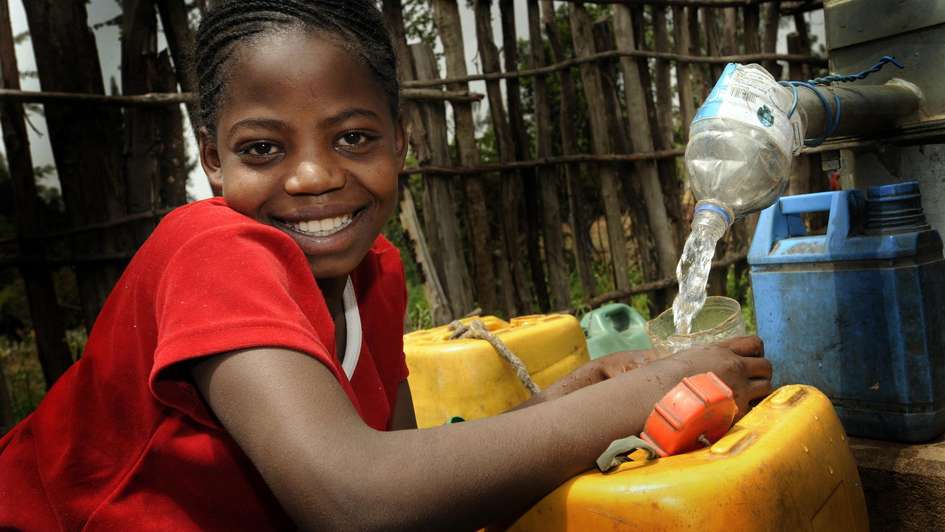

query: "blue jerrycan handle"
xmin=750 ymin=191 xmax=854 ymax=259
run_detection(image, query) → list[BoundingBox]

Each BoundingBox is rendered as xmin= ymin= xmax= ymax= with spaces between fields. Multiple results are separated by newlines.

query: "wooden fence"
xmin=0 ymin=0 xmax=829 ymax=396
xmin=382 ymin=0 xmax=826 ymax=324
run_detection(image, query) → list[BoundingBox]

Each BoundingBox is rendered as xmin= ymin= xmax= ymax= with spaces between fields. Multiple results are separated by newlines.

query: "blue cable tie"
xmin=778 ymin=56 xmax=904 ymax=147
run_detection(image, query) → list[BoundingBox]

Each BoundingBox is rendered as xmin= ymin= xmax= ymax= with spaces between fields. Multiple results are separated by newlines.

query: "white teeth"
xmin=285 ymin=214 xmax=354 ymax=237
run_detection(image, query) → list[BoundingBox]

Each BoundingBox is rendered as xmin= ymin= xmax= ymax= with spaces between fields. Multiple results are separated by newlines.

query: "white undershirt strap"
xmin=340 ymin=277 xmax=362 ymax=380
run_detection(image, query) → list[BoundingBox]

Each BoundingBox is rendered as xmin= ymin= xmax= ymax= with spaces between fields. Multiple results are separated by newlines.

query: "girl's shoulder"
xmin=159 ymin=197 xmax=266 ymax=233
xmin=150 ymin=197 xmax=299 ymax=256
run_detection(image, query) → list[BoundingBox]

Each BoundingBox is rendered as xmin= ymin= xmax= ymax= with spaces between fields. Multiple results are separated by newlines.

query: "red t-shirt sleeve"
xmin=149 ymin=222 xmax=342 ymax=427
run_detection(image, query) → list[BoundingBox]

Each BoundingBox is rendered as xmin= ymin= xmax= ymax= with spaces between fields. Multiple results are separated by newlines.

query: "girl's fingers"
xmin=748 ymin=378 xmax=773 ymax=400
xmin=743 ymin=357 xmax=773 ymax=379
xmin=716 ymin=336 xmax=765 ymax=357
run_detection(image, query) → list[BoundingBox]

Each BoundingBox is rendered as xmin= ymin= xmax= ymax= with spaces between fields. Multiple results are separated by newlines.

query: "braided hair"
xmin=193 ymin=0 xmax=400 ymax=137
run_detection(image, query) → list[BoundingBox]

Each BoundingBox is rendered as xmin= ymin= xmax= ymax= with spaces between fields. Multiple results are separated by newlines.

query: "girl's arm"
xmin=192 ymin=341 xmax=769 ymax=531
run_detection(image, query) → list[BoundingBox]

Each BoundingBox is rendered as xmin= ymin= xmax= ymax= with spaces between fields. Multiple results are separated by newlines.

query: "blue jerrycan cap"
xmin=865 ymin=181 xmax=929 ymax=233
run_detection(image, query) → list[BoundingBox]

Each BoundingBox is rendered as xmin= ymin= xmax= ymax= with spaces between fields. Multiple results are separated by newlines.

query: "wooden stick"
xmin=402 ymin=49 xmax=825 ymax=88
xmin=381 ymin=0 xmax=454 ymax=326
xmin=544 ymin=0 xmax=598 ymax=300
xmin=688 ymin=6 xmax=711 ymax=100
xmin=399 ymin=185 xmax=453 ymax=325
xmin=0 ymin=209 xmax=173 ymax=245
xmin=648 ymin=4 xmax=687 ymax=267
xmin=558 ymin=0 xmax=779 ymax=7
xmin=673 ymin=6 xmax=696 ymax=133
xmin=155 ymin=0 xmax=199 ymax=132
xmin=565 ymin=253 xmax=749 ymax=313
xmin=381 ymin=0 xmax=433 ymax=170
xmin=502 ymin=0 xmax=550 ymax=312
xmin=761 ymin=1 xmax=782 ymax=76
xmin=0 ymin=88 xmax=193 ymax=106
xmin=570 ymin=3 xmax=631 ymax=293
xmin=432 ymin=0 xmax=500 ymax=317
xmin=614 ymin=6 xmax=679 ymax=286
xmin=781 ymin=0 xmax=822 ymax=15
xmin=21 ymin=0 xmax=128 ymax=331
xmin=0 ymin=0 xmax=73 ymax=390
xmin=474 ymin=0 xmax=533 ymax=316
xmin=529 ymin=0 xmax=570 ymax=311
xmin=404 ymin=89 xmax=484 ymax=102
xmin=0 ymin=251 xmax=136 ymax=268
xmin=0 ymin=87 xmax=484 ymax=106
xmin=518 ymin=0 xmax=818 ymax=14
xmin=401 ymin=149 xmax=685 ymax=176
xmin=411 ymin=42 xmax=475 ymax=319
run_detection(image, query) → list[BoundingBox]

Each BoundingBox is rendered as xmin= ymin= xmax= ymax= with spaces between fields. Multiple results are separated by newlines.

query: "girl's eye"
xmin=337 ymin=132 xmax=375 ymax=150
xmin=239 ymin=142 xmax=282 ymax=159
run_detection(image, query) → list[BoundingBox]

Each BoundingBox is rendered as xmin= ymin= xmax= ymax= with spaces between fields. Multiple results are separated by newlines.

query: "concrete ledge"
xmin=849 ymin=435 xmax=945 ymax=531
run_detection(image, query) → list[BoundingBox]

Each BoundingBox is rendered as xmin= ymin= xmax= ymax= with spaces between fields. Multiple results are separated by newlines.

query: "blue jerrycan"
xmin=748 ymin=182 xmax=945 ymax=442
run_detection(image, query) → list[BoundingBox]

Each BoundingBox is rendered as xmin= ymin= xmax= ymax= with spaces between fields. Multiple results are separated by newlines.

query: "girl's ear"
xmin=198 ymin=127 xmax=224 ymax=196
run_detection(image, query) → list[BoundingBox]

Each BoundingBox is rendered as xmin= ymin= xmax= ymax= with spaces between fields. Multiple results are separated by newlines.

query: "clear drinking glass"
xmin=645 ymin=296 xmax=747 ymax=355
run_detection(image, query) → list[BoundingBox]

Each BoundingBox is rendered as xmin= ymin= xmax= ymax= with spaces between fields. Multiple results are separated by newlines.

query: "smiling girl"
xmin=0 ymin=2 xmax=771 ymax=530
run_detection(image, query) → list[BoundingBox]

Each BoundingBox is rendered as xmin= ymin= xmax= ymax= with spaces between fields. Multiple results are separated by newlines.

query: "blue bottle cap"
xmin=694 ymin=202 xmax=733 ymax=225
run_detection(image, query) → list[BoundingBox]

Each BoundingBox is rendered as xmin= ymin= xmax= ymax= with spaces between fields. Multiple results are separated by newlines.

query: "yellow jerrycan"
xmin=403 ymin=314 xmax=589 ymax=428
xmin=510 ymin=384 xmax=869 ymax=531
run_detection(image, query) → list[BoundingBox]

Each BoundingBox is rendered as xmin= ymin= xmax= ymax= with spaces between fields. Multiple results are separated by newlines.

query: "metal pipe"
xmin=797 ymin=79 xmax=922 ymax=140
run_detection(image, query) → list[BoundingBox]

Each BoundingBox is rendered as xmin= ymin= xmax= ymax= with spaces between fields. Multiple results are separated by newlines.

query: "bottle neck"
xmin=692 ymin=201 xmax=734 ymax=241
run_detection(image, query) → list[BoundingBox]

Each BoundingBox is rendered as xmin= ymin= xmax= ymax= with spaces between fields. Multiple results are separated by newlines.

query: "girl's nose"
xmin=284 ymin=160 xmax=346 ymax=195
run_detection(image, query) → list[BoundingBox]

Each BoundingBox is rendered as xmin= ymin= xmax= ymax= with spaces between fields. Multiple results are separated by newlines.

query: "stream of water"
xmin=672 ymin=222 xmax=725 ymax=335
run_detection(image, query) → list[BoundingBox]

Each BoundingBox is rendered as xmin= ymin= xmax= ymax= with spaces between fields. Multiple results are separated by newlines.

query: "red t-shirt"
xmin=0 ymin=198 xmax=409 ymax=531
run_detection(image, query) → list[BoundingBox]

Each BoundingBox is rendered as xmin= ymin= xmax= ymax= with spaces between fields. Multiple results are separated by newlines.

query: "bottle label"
xmin=693 ymin=63 xmax=801 ymax=156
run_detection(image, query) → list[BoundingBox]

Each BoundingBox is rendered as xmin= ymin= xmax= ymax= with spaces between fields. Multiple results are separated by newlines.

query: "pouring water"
xmin=672 ymin=63 xmax=806 ymax=335
xmin=672 ymin=209 xmax=729 ymax=335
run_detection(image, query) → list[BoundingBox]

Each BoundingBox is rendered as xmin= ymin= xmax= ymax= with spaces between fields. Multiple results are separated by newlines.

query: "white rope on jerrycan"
xmin=447 ymin=319 xmax=541 ymax=396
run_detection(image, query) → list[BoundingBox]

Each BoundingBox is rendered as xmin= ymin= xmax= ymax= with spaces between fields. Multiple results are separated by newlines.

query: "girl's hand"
xmin=656 ymin=336 xmax=772 ymax=419
xmin=526 ymin=336 xmax=771 ymax=415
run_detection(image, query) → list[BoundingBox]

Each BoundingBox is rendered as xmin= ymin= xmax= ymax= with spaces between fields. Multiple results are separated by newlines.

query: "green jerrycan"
xmin=579 ymin=303 xmax=652 ymax=359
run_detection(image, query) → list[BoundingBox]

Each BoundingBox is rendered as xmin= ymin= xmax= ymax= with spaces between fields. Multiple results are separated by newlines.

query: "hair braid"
xmin=193 ymin=0 xmax=400 ymax=136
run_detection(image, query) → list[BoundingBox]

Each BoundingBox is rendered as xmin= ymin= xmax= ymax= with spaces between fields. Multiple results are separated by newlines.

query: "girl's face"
xmin=199 ymin=29 xmax=406 ymax=280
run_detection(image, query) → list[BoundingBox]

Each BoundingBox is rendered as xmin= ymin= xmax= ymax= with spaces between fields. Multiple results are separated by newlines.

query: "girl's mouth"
xmin=274 ymin=206 xmax=367 ymax=239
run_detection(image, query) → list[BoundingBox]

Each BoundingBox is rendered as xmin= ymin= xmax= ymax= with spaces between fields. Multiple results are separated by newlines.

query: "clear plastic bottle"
xmin=673 ymin=63 xmax=807 ymax=335
xmin=686 ymin=63 xmax=807 ymax=220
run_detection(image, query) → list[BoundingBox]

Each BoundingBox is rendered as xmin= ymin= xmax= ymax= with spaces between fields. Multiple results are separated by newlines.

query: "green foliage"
xmin=402 ymin=0 xmax=438 ymax=49
xmin=0 ymin=333 xmax=46 ymax=423
xmin=379 ymin=149 xmax=435 ymax=332
xmin=726 ymin=266 xmax=757 ymax=333
xmin=382 ymin=208 xmax=434 ymax=333
xmin=0 ymin=149 xmax=88 ymax=424
xmin=0 ymin=278 xmax=29 ymax=331
xmin=0 ymin=325 xmax=87 ymax=426
xmin=405 ymin=283 xmax=434 ymax=332
xmin=66 ymin=328 xmax=88 ymax=362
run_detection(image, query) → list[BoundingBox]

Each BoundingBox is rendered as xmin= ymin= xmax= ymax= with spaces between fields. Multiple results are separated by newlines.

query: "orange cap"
xmin=640 ymin=372 xmax=737 ymax=457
